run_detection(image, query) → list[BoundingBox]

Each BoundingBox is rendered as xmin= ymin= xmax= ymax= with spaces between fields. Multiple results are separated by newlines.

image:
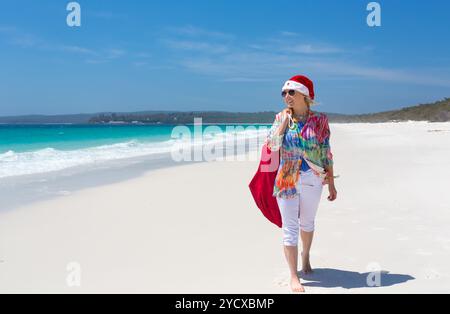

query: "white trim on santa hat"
xmin=282 ymin=80 xmax=310 ymax=98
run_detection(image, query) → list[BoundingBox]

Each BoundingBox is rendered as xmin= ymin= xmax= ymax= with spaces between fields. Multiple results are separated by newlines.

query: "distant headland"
xmin=0 ymin=98 xmax=448 ymax=125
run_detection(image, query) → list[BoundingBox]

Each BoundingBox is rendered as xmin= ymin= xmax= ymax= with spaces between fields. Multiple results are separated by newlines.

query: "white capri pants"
xmin=276 ymin=169 xmax=323 ymax=247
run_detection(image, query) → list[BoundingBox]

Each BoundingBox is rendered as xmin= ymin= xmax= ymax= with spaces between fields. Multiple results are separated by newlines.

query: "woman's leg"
xmin=300 ymin=230 xmax=314 ymax=274
xmin=284 ymin=245 xmax=304 ymax=292
xmin=277 ymin=196 xmax=305 ymax=292
xmin=298 ymin=171 xmax=324 ymax=274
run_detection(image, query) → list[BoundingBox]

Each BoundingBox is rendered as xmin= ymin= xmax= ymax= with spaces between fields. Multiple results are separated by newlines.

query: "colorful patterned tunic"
xmin=265 ymin=110 xmax=334 ymax=199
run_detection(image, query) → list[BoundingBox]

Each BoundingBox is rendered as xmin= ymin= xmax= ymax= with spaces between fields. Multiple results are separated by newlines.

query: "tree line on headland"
xmin=88 ymin=98 xmax=450 ymax=124
xmin=0 ymin=98 xmax=448 ymax=125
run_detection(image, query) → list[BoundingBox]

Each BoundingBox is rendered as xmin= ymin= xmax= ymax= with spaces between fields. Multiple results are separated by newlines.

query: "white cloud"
xmin=161 ymin=25 xmax=450 ymax=87
xmin=0 ymin=26 xmax=41 ymax=48
xmin=83 ymin=49 xmax=126 ymax=64
xmin=167 ymin=25 xmax=235 ymax=40
xmin=60 ymin=45 xmax=97 ymax=55
xmin=11 ymin=36 xmax=39 ymax=48
xmin=308 ymin=61 xmax=450 ymax=87
xmin=164 ymin=39 xmax=229 ymax=54
xmin=280 ymin=31 xmax=300 ymax=37
xmin=281 ymin=44 xmax=343 ymax=54
xmin=106 ymin=49 xmax=126 ymax=59
xmin=0 ymin=25 xmax=128 ymax=65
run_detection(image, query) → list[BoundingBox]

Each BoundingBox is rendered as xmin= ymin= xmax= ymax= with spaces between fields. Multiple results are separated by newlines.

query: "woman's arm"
xmin=325 ymin=164 xmax=337 ymax=201
xmin=320 ymin=115 xmax=337 ymax=201
xmin=319 ymin=116 xmax=334 ymax=170
xmin=265 ymin=110 xmax=290 ymax=151
xmin=320 ymin=138 xmax=335 ymax=186
xmin=324 ymin=165 xmax=335 ymax=185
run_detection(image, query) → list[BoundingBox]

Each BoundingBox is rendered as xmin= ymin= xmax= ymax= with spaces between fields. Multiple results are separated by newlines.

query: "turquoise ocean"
xmin=0 ymin=124 xmax=269 ymax=179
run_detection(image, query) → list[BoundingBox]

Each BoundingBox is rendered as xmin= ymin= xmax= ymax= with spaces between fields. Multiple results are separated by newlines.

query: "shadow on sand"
xmin=299 ymin=268 xmax=415 ymax=289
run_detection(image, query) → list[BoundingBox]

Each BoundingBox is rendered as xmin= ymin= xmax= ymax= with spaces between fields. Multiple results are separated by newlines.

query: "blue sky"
xmin=0 ymin=0 xmax=449 ymax=116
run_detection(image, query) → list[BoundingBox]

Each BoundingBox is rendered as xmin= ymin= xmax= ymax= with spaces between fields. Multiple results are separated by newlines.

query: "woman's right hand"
xmin=281 ymin=108 xmax=293 ymax=125
xmin=276 ymin=108 xmax=292 ymax=135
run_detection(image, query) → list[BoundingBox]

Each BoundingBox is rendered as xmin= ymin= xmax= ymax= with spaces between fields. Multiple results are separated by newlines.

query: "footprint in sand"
xmin=273 ymin=275 xmax=289 ymax=287
xmin=273 ymin=270 xmax=290 ymax=287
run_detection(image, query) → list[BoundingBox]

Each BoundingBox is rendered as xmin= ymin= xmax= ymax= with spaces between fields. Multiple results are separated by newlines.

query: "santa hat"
xmin=282 ymin=75 xmax=315 ymax=100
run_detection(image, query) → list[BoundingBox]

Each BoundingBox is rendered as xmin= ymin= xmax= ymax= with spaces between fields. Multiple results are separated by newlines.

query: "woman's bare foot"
xmin=290 ymin=276 xmax=305 ymax=293
xmin=301 ymin=252 xmax=313 ymax=274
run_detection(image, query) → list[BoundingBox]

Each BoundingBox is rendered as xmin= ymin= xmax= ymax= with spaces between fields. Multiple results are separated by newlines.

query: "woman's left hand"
xmin=327 ymin=183 xmax=337 ymax=201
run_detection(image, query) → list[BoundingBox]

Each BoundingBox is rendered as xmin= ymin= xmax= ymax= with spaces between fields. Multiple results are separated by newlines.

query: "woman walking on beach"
xmin=265 ymin=75 xmax=337 ymax=293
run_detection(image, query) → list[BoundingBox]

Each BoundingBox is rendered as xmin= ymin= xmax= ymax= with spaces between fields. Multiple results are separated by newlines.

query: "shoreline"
xmin=0 ymin=152 xmax=193 ymax=212
xmin=2 ymin=120 xmax=449 ymax=212
xmin=0 ymin=140 xmax=265 ymax=212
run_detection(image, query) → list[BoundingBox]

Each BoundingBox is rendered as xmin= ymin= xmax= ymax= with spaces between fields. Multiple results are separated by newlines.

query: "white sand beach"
xmin=1 ymin=121 xmax=450 ymax=293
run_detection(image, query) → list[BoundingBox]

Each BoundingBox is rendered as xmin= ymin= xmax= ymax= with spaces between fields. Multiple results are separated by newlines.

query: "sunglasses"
xmin=281 ymin=90 xmax=296 ymax=98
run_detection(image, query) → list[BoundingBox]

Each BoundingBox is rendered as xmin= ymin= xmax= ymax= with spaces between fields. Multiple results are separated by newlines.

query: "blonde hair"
xmin=304 ymin=95 xmax=316 ymax=107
